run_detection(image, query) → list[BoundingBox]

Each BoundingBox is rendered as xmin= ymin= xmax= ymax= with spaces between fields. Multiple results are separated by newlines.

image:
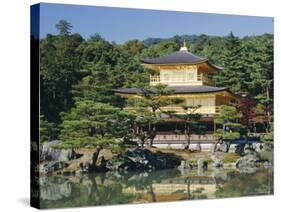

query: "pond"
xmin=39 ymin=167 xmax=273 ymax=209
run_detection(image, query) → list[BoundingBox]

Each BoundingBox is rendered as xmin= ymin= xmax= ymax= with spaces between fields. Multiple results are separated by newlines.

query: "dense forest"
xmin=38 ymin=20 xmax=273 ymax=146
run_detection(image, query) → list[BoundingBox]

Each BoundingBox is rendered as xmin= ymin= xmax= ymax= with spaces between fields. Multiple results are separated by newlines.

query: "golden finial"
xmin=180 ymin=39 xmax=188 ymax=51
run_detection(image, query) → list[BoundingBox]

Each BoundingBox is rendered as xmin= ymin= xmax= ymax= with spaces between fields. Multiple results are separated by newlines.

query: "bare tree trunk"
xmin=184 ymin=122 xmax=188 ymax=150
xmin=213 ymin=137 xmax=222 ymax=152
xmin=148 ymin=184 xmax=156 ymax=202
xmin=140 ymin=138 xmax=145 ymax=148
xmin=253 ymin=122 xmax=256 ymax=133
xmin=148 ymin=126 xmax=156 ymax=148
xmin=89 ymin=176 xmax=100 ymax=203
xmin=91 ymin=145 xmax=102 ymax=169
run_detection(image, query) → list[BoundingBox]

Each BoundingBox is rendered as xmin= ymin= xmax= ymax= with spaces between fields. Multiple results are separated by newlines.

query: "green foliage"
xmin=40 ymin=20 xmax=273 ymax=145
xmin=137 ymin=84 xmax=183 ymax=111
xmin=261 ymin=132 xmax=273 ymax=144
xmin=56 ymin=20 xmax=72 ymax=35
xmin=40 ymin=115 xmax=58 ymax=142
xmin=59 ymin=101 xmax=121 ymax=148
xmin=214 ymin=105 xmax=243 ymax=140
xmin=125 ymin=85 xmax=182 ymax=146
xmin=213 ymin=32 xmax=247 ymax=93
xmin=40 ymin=32 xmax=83 ymax=123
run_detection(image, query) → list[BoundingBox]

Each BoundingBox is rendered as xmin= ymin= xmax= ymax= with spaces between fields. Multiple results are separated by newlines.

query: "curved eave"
xmin=205 ymin=61 xmax=223 ymax=71
xmin=113 ymin=86 xmax=231 ymax=95
xmin=140 ymin=58 xmax=208 ymax=65
xmin=141 ymin=60 xmax=222 ymax=72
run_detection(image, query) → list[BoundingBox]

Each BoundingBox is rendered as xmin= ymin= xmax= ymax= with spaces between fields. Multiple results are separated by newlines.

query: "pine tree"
xmin=213 ymin=32 xmax=247 ymax=93
xmin=56 ymin=20 xmax=72 ymax=36
xmin=249 ymin=36 xmax=273 ymax=132
xmin=214 ymin=105 xmax=243 ymax=152
xmin=59 ymin=101 xmax=120 ymax=147
xmin=40 ymin=115 xmax=58 ymax=142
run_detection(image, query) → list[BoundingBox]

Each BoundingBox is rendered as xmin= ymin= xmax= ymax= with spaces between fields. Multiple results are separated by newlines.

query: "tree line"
xmin=39 ymin=20 xmax=273 ymax=148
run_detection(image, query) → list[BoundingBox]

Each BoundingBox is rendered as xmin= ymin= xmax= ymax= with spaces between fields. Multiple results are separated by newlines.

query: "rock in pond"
xmin=211 ymin=154 xmax=223 ymax=168
xmin=218 ymin=142 xmax=230 ymax=153
xmin=178 ymin=160 xmax=191 ymax=170
xmin=197 ymin=159 xmax=208 ymax=169
xmin=235 ymin=147 xmax=261 ymax=168
xmin=263 ymin=161 xmax=273 ymax=168
xmin=106 ymin=148 xmax=181 ymax=172
xmin=234 ymin=144 xmax=245 ymax=156
xmin=253 ymin=143 xmax=264 ymax=152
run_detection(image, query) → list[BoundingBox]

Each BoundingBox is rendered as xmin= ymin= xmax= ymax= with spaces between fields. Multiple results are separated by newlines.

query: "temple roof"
xmin=140 ymin=49 xmax=222 ymax=71
xmin=141 ymin=50 xmax=207 ymax=65
xmin=113 ymin=85 xmax=229 ymax=95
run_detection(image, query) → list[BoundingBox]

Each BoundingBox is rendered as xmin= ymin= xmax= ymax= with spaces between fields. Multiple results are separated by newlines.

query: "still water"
xmin=39 ymin=167 xmax=273 ymax=209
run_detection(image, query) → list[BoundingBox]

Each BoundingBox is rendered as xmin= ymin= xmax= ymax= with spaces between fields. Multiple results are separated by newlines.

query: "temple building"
xmin=114 ymin=42 xmax=237 ymax=149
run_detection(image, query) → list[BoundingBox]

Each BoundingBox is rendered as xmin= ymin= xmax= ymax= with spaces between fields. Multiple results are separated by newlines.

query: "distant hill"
xmin=142 ymin=34 xmax=216 ymax=46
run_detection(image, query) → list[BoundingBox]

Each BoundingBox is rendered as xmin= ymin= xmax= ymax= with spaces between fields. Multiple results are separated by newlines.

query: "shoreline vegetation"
xmin=39 ymin=140 xmax=273 ymax=176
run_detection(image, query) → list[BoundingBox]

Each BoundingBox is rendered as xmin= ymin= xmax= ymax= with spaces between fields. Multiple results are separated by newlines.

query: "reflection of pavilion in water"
xmin=122 ymin=175 xmax=218 ymax=201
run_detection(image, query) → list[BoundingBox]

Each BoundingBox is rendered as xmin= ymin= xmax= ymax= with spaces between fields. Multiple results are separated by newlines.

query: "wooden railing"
xmin=150 ymin=74 xmax=214 ymax=86
xmin=154 ymin=133 xmax=217 ymax=143
xmin=150 ymin=75 xmax=160 ymax=85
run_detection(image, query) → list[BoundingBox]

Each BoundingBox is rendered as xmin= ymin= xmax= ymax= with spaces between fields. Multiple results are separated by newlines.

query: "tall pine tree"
xmin=213 ymin=32 xmax=248 ymax=93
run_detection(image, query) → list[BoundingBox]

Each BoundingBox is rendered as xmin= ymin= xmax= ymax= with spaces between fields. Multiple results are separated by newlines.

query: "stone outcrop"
xmin=234 ymin=144 xmax=245 ymax=156
xmin=40 ymin=140 xmax=76 ymax=162
xmin=235 ymin=146 xmax=261 ymax=168
xmin=217 ymin=142 xmax=231 ymax=153
xmin=105 ymin=148 xmax=181 ymax=172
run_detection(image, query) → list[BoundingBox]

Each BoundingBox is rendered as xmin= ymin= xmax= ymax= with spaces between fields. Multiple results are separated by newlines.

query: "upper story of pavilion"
xmin=141 ymin=41 xmax=222 ymax=86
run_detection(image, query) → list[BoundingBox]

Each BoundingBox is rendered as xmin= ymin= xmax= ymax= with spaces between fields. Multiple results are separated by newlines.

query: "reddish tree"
xmin=237 ymin=96 xmax=256 ymax=132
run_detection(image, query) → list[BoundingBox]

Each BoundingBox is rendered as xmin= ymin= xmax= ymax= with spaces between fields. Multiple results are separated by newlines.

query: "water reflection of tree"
xmin=40 ymin=168 xmax=273 ymax=208
xmin=82 ymin=173 xmax=136 ymax=206
xmin=215 ymin=168 xmax=273 ymax=197
xmin=40 ymin=173 xmax=135 ymax=208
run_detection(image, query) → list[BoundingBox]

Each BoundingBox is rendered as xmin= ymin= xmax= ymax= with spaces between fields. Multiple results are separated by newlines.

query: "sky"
xmin=38 ymin=3 xmax=274 ymax=44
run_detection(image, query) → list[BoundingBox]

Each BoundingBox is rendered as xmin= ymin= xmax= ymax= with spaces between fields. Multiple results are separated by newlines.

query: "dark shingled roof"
xmin=141 ymin=50 xmax=207 ymax=65
xmin=113 ymin=85 xmax=228 ymax=95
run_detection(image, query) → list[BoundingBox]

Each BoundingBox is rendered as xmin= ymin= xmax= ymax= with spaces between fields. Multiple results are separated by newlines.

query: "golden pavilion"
xmin=114 ymin=42 xmax=237 ymax=148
